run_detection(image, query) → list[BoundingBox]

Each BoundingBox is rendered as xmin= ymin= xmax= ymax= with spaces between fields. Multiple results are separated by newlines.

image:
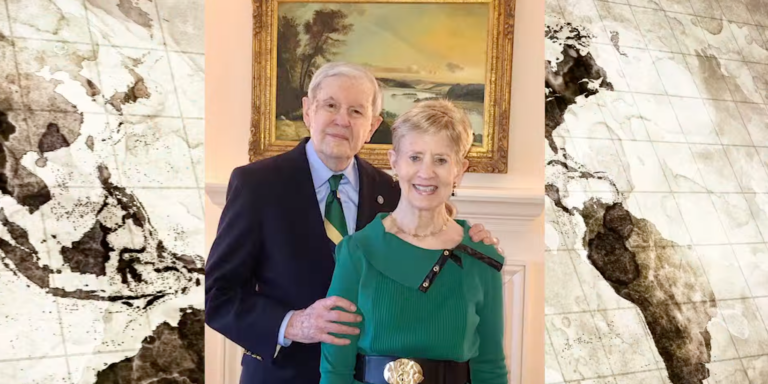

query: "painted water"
xmin=274 ymin=87 xmax=485 ymax=144
xmin=382 ymin=88 xmax=484 ymax=144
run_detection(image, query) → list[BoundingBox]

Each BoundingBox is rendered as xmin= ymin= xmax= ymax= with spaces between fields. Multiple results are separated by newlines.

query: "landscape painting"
xmin=273 ymin=2 xmax=490 ymax=146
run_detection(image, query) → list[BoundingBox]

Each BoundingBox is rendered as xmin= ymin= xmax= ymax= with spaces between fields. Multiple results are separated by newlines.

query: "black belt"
xmin=354 ymin=354 xmax=471 ymax=384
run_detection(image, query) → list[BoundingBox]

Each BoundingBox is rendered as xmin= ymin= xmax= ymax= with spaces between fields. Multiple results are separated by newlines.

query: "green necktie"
xmin=324 ymin=174 xmax=348 ymax=244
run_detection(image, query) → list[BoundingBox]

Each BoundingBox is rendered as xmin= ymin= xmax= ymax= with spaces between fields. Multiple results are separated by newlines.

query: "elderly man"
xmin=205 ymin=62 xmax=501 ymax=384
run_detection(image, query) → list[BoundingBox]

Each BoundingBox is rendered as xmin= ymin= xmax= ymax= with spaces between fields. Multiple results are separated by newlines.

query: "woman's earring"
xmin=452 ymin=183 xmax=457 ymax=197
xmin=392 ymin=173 xmax=398 ymax=182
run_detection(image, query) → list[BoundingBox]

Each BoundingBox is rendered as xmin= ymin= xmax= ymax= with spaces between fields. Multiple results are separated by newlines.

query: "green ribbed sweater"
xmin=320 ymin=213 xmax=507 ymax=384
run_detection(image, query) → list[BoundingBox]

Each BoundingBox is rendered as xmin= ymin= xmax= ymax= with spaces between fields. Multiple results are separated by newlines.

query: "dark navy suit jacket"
xmin=205 ymin=138 xmax=400 ymax=384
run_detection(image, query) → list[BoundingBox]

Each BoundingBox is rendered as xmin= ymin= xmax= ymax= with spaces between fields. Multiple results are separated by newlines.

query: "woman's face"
xmin=389 ymin=131 xmax=468 ymax=212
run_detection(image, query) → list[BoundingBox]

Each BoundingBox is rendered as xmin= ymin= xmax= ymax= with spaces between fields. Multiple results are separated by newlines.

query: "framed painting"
xmin=249 ymin=0 xmax=515 ymax=173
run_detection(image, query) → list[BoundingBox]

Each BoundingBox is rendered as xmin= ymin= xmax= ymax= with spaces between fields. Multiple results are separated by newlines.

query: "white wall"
xmin=204 ymin=0 xmax=545 ymax=382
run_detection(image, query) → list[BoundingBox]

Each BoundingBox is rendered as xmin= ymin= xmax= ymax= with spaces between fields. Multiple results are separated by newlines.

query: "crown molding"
xmin=451 ymin=187 xmax=543 ymax=233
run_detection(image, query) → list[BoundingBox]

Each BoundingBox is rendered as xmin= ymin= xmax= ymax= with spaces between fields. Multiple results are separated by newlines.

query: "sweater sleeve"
xmin=320 ymin=237 xmax=364 ymax=384
xmin=469 ymin=265 xmax=508 ymax=384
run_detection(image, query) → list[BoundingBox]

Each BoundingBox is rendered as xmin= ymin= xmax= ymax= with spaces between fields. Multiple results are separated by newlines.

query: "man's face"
xmin=302 ymin=76 xmax=382 ymax=167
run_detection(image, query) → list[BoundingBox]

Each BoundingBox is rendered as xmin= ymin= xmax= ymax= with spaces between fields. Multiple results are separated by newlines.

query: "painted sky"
xmin=278 ymin=3 xmax=490 ymax=83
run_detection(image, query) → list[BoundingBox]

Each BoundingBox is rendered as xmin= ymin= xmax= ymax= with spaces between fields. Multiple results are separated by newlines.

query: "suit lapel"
xmin=284 ymin=138 xmax=327 ymax=247
xmin=355 ymin=157 xmax=381 ymax=232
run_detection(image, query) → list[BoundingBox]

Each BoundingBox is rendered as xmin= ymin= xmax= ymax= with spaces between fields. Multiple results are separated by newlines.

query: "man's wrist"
xmin=278 ymin=310 xmax=295 ymax=347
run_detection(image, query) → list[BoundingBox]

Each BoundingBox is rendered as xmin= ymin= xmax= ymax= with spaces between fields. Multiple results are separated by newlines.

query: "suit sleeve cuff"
xmin=278 ymin=310 xmax=295 ymax=347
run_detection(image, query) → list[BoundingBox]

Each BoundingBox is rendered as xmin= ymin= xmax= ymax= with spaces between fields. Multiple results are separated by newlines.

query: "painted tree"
xmin=276 ymin=16 xmax=302 ymax=116
xmin=277 ymin=15 xmax=301 ymax=89
xmin=297 ymin=8 xmax=353 ymax=93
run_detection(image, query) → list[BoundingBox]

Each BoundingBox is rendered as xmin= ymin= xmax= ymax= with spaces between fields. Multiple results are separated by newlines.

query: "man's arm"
xmin=205 ymin=167 xmax=291 ymax=363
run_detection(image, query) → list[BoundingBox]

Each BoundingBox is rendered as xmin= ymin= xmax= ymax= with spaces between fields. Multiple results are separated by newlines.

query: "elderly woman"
xmin=320 ymin=99 xmax=507 ymax=384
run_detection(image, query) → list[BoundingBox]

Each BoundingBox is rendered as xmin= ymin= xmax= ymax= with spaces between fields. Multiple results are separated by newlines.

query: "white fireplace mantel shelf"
xmin=205 ymin=182 xmax=543 ymax=268
xmin=205 ymin=182 xmax=543 ymax=260
xmin=206 ymin=182 xmax=543 ymax=223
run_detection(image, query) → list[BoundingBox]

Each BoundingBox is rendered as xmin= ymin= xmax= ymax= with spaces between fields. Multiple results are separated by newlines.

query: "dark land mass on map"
xmin=95 ymin=307 xmax=204 ymax=384
xmin=545 ymin=22 xmax=715 ymax=384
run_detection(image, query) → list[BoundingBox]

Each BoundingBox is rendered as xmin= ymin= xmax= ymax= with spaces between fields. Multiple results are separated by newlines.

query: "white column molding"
xmin=205 ymin=325 xmax=226 ymax=384
xmin=503 ymin=264 xmax=526 ymax=384
xmin=206 ymin=182 xmax=228 ymax=207
xmin=451 ymin=187 xmax=541 ymax=384
xmin=204 ymin=182 xmax=543 ymax=384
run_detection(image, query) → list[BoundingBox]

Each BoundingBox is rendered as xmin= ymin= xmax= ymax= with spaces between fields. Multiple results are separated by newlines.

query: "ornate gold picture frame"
xmin=249 ymin=0 xmax=515 ymax=173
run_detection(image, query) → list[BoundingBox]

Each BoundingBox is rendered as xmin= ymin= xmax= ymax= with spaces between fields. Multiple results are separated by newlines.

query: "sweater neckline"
xmin=373 ymin=212 xmax=472 ymax=253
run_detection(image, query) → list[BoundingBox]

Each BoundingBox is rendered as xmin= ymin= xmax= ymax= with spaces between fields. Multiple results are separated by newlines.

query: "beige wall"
xmin=205 ymin=0 xmax=544 ymax=382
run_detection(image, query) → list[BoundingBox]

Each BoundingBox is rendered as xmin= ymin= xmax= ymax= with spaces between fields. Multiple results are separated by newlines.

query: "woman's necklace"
xmin=390 ymin=212 xmax=449 ymax=239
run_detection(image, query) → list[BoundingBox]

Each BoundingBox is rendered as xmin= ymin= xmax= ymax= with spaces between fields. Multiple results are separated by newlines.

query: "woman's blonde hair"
xmin=390 ymin=99 xmax=474 ymax=219
xmin=391 ymin=99 xmax=474 ymax=162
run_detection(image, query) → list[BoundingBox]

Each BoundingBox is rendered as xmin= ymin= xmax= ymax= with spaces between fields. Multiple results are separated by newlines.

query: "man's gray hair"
xmin=306 ymin=62 xmax=383 ymax=117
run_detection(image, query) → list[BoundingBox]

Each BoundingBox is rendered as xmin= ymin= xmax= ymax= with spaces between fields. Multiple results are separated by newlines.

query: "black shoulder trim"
xmin=455 ymin=244 xmax=503 ymax=272
xmin=418 ymin=249 xmax=463 ymax=293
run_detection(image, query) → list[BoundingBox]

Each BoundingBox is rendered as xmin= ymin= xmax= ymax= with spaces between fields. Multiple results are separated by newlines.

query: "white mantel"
xmin=204 ymin=183 xmax=544 ymax=384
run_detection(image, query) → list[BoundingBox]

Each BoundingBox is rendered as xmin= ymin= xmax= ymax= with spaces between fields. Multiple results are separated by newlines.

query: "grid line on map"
xmin=83 ymin=0 xmax=175 ymax=354
xmin=549 ymin=241 xmax=768 ymax=251
xmin=545 ymin=5 xmax=578 ymax=381
xmin=548 ymin=0 xmax=768 ymax=380
xmin=0 ymin=0 xmax=74 ymax=378
xmin=7 ymin=34 xmax=204 ymax=55
xmin=154 ymin=0 xmax=204 ymax=197
xmin=552 ymin=131 xmax=768 ymax=149
xmin=0 ymin=347 xmax=141 ymax=364
xmin=594 ymin=0 xmax=767 ymax=30
xmin=0 ymin=0 xmax=204 ymax=381
xmin=653 ymin=0 xmax=768 ymax=365
xmin=545 ymin=326 xmax=569 ymax=383
xmin=553 ymin=3 xmax=768 ymax=103
xmin=638 ymin=0 xmax=768 ymax=369
xmin=549 ymin=3 xmax=620 ymax=377
xmin=547 ymin=350 xmax=768 ymax=383
xmin=589 ymin=85 xmax=764 ymax=106
xmin=0 ymin=107 xmax=205 ymax=120
xmin=0 ymin=17 xmax=203 ymax=55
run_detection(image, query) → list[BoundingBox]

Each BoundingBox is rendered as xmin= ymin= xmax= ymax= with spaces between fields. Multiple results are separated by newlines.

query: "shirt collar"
xmin=306 ymin=138 xmax=359 ymax=190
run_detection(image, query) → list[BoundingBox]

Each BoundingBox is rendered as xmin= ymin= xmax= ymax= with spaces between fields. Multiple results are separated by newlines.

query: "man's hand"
xmin=284 ymin=296 xmax=362 ymax=345
xmin=468 ymin=223 xmax=504 ymax=256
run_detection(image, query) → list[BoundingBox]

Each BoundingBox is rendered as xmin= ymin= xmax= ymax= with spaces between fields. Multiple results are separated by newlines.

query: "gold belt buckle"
xmin=383 ymin=358 xmax=424 ymax=384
